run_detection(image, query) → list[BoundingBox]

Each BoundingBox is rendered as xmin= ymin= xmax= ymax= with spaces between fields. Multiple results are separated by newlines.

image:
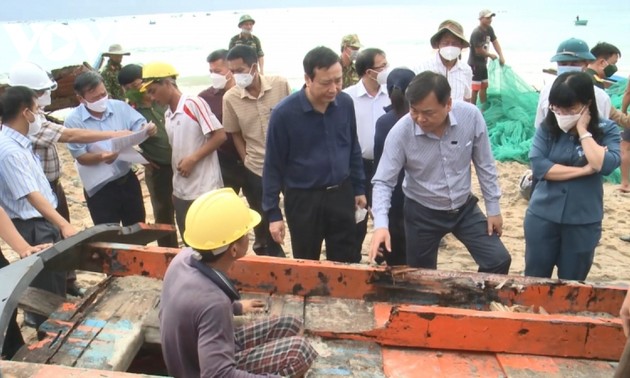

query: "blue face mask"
xmin=557 ymin=65 xmax=582 ymax=75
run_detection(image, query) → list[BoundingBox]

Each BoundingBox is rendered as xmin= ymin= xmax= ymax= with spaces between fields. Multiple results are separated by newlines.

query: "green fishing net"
xmin=482 ymin=60 xmax=623 ymax=183
xmin=607 ymin=78 xmax=628 ymax=109
xmin=483 ymin=60 xmax=538 ymax=164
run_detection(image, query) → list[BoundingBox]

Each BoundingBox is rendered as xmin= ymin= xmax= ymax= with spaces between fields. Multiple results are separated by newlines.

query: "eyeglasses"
xmin=549 ymin=104 xmax=584 ymax=116
xmin=371 ymin=64 xmax=389 ymax=72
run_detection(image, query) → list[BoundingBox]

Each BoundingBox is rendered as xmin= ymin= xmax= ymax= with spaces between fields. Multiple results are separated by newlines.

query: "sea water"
xmin=0 ymin=0 xmax=629 ymax=91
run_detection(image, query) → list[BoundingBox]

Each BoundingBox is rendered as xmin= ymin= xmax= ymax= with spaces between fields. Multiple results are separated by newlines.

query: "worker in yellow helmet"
xmin=141 ymin=61 xmax=226 ymax=241
xmin=159 ymin=188 xmax=317 ymax=377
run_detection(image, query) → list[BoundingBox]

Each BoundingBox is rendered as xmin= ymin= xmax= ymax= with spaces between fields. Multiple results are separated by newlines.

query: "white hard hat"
xmin=8 ymin=61 xmax=57 ymax=91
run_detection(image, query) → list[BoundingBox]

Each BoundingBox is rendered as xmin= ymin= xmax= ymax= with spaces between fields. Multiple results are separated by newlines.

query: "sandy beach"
xmin=3 ymin=142 xmax=630 ymax=285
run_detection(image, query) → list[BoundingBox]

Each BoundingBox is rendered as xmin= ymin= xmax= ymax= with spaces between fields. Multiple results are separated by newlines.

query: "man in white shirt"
xmin=142 ymin=62 xmax=226 ymax=239
xmin=416 ymin=20 xmax=473 ymax=102
xmin=343 ymin=48 xmax=391 ymax=260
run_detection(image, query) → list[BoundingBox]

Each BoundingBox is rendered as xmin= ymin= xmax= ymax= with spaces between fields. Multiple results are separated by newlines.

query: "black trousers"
xmin=144 ymin=163 xmax=178 ymax=248
xmin=50 ymin=179 xmax=77 ymax=283
xmin=242 ymin=168 xmax=285 ymax=257
xmin=85 ymin=170 xmax=146 ymax=226
xmin=173 ymin=196 xmax=194 ymax=245
xmin=354 ymin=159 xmax=373 ymax=260
xmin=0 ymin=251 xmax=24 ymax=360
xmin=284 ymin=179 xmax=356 ymax=263
xmin=385 ymin=209 xmax=407 ymax=266
xmin=50 ymin=179 xmax=70 ymax=222
xmin=219 ymin=152 xmax=247 ymax=196
xmin=11 ymin=218 xmax=65 ymax=327
xmin=403 ymin=195 xmax=511 ymax=274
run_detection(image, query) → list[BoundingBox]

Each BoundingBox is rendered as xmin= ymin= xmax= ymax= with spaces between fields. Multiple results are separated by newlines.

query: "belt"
xmin=434 ymin=195 xmax=475 ymax=216
xmin=11 ymin=217 xmax=46 ymax=223
xmin=323 ymin=177 xmax=349 ymax=191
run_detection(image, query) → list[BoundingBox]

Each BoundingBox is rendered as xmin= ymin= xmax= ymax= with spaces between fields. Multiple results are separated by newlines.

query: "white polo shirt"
xmin=343 ymin=80 xmax=390 ymax=160
xmin=415 ymin=53 xmax=473 ymax=102
xmin=534 ymin=81 xmax=612 ymax=128
xmin=165 ymin=95 xmax=224 ymax=200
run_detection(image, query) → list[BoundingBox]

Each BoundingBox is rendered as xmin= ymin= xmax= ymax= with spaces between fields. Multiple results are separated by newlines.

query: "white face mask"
xmin=439 ymin=46 xmax=462 ymax=61
xmin=557 ymin=65 xmax=582 ymax=75
xmin=210 ymin=73 xmax=229 ymax=89
xmin=234 ymin=65 xmax=255 ymax=89
xmin=37 ymin=90 xmax=52 ymax=108
xmin=349 ymin=50 xmax=359 ymax=61
xmin=85 ymin=96 xmax=108 ymax=112
xmin=27 ymin=110 xmax=43 ymax=135
xmin=554 ymin=107 xmax=584 ymax=132
xmin=241 ymin=28 xmax=251 ymax=35
xmin=376 ymin=67 xmax=390 ymax=86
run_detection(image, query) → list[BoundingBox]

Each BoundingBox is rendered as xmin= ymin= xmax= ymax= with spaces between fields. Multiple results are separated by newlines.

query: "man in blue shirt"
xmin=65 ymin=71 xmax=155 ymax=226
xmin=370 ymin=71 xmax=511 ymax=274
xmin=263 ymin=46 xmax=367 ymax=263
xmin=0 ymin=86 xmax=78 ymax=338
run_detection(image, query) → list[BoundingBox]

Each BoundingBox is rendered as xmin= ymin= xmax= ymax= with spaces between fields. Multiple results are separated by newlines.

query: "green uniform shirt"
xmin=342 ymin=62 xmax=359 ymax=89
xmin=229 ymin=34 xmax=264 ymax=57
xmin=133 ymin=103 xmax=173 ymax=166
xmin=101 ymin=61 xmax=125 ymax=100
xmin=585 ymin=68 xmax=606 ymax=89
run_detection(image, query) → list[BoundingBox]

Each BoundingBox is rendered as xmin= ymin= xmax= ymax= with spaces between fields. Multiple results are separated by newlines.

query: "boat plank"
xmin=305 ymin=296 xmax=374 ymax=333
xmin=382 ymin=348 xmax=507 ymax=378
xmin=552 ymin=357 xmax=616 ymax=377
xmin=72 ymin=277 xmax=161 ymax=371
xmin=496 ymin=354 xmax=563 ymax=377
xmin=314 ymin=303 xmax=624 ymax=360
xmin=18 ymin=287 xmax=69 ymax=317
xmin=375 ymin=304 xmax=624 ymax=360
xmin=306 ymin=338 xmax=385 ymax=377
xmin=0 ymin=360 xmax=161 ymax=377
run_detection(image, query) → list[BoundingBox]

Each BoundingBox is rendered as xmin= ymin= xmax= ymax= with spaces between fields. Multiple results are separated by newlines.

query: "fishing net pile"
xmin=482 ymin=60 xmax=624 ymax=183
xmin=483 ymin=60 xmax=538 ymax=164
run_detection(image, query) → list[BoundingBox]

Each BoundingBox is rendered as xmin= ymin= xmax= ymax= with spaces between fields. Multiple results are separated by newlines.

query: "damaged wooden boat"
xmin=0 ymin=223 xmax=626 ymax=377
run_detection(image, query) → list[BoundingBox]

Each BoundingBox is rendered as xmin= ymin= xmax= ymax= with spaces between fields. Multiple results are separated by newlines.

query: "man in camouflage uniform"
xmin=229 ymin=15 xmax=265 ymax=74
xmin=100 ymin=44 xmax=129 ymax=100
xmin=341 ymin=34 xmax=361 ymax=89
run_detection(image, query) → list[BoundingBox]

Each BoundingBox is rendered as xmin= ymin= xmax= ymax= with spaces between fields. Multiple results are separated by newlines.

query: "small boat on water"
xmin=575 ymin=16 xmax=588 ymax=26
xmin=1 ymin=223 xmax=628 ymax=377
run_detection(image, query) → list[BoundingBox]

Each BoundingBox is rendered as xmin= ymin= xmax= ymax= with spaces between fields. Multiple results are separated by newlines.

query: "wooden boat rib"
xmin=0 ymin=224 xmax=624 ymax=377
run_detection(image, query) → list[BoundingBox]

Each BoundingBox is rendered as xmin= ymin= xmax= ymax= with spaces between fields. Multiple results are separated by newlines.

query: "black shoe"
xmin=621 ymin=235 xmax=630 ymax=242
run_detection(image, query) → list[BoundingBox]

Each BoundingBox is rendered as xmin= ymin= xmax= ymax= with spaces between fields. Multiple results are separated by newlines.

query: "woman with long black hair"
xmin=525 ymin=71 xmax=621 ymax=280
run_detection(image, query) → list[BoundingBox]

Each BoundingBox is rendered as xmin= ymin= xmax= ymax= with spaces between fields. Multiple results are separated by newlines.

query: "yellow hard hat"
xmin=140 ymin=61 xmax=178 ymax=92
xmin=183 ymin=188 xmax=261 ymax=253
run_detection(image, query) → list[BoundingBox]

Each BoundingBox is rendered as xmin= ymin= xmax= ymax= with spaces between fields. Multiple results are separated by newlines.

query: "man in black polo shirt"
xmin=263 ymin=46 xmax=366 ymax=263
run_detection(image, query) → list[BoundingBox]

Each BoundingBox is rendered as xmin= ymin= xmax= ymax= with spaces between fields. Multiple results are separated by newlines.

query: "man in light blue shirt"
xmin=370 ymin=71 xmax=511 ymax=274
xmin=0 ymin=86 xmax=78 ymax=332
xmin=65 ymin=71 xmax=154 ymax=226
